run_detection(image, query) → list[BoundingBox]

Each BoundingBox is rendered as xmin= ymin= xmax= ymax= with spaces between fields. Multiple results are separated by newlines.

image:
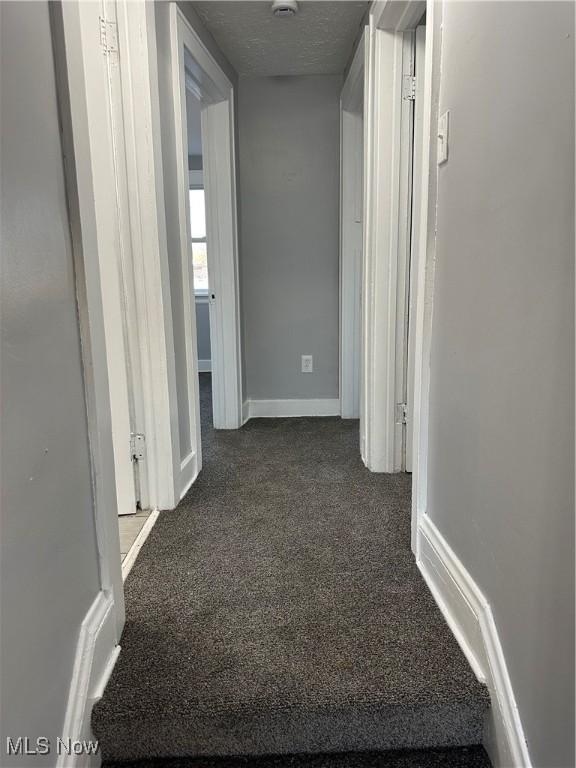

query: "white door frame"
xmin=170 ymin=3 xmax=243 ymax=432
xmin=362 ymin=5 xmax=417 ymax=473
xmin=100 ymin=0 xmax=243 ymax=510
xmin=367 ymin=0 xmax=433 ymax=550
xmin=106 ymin=0 xmax=172 ymax=513
xmin=405 ymin=22 xmax=426 ymax=475
xmin=54 ymin=0 xmax=129 ymax=637
xmin=55 ymin=0 xmax=141 ymax=523
xmin=104 ymin=0 xmax=181 ymax=512
xmin=340 ymin=32 xmax=365 ymax=421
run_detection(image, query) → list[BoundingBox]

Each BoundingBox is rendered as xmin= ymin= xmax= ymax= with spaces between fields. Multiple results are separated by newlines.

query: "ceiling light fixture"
xmin=271 ymin=0 xmax=298 ymax=18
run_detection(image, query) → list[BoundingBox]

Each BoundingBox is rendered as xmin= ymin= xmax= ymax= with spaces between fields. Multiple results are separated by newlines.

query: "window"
xmin=189 ymin=188 xmax=208 ymax=292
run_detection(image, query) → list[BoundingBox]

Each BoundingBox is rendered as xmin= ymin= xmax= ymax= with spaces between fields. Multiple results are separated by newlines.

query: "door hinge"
xmin=99 ymin=17 xmax=118 ymax=56
xmin=402 ymin=75 xmax=416 ymax=101
xmin=130 ymin=433 xmax=145 ymax=461
xmin=395 ymin=403 xmax=408 ymax=424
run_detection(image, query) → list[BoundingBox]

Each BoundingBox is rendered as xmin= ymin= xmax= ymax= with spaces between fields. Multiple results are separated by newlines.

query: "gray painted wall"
xmin=0 ymin=2 xmax=101 ymax=763
xmin=426 ymin=3 xmax=574 ymax=766
xmin=238 ymin=75 xmax=342 ymax=400
xmin=196 ymin=302 xmax=212 ymax=361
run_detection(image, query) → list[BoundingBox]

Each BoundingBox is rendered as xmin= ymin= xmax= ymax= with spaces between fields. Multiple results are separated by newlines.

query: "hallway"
xmin=93 ymin=375 xmax=489 ymax=766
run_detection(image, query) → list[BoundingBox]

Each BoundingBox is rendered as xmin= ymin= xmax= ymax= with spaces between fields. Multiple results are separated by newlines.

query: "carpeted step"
xmin=93 ymin=375 xmax=490 ymax=764
xmin=102 ymin=746 xmax=492 ymax=768
xmin=94 ymin=693 xmax=489 ymax=761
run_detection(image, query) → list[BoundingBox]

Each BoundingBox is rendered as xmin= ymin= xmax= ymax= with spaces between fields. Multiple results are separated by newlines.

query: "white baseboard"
xmin=417 ymin=515 xmax=532 ymax=768
xmin=241 ymin=399 xmax=250 ymax=425
xmin=122 ymin=509 xmax=160 ymax=581
xmin=198 ymin=359 xmax=211 ymax=372
xmin=58 ymin=592 xmax=120 ymax=768
xmin=246 ymin=398 xmax=340 ymax=419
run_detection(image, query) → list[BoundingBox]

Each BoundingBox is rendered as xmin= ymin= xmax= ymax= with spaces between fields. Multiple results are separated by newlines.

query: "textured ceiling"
xmin=191 ymin=1 xmax=369 ymax=77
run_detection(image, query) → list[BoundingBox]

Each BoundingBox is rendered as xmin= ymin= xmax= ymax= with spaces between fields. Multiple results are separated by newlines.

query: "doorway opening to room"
xmin=186 ymin=89 xmax=214 ymax=452
xmin=340 ymin=6 xmax=427 ymax=488
xmin=112 ymin=1 xmax=245 ymax=572
xmin=170 ymin=1 xmax=243 ymax=463
xmin=186 ymin=88 xmax=218 ymax=448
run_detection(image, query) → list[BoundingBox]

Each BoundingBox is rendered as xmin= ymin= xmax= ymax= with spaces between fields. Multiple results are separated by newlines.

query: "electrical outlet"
xmin=301 ymin=355 xmax=313 ymax=373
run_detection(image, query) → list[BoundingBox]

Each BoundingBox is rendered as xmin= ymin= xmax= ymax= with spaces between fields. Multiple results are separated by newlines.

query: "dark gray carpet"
xmin=94 ymin=374 xmax=490 ymax=764
xmin=104 ymin=745 xmax=492 ymax=768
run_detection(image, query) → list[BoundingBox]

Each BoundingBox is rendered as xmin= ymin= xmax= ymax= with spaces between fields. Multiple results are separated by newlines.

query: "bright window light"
xmin=189 ymin=189 xmax=206 ymax=239
xmin=189 ymin=189 xmax=208 ymax=291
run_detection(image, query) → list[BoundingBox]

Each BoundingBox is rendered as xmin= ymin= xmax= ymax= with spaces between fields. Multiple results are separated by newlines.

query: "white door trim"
xmin=363 ymin=0 xmax=431 ymax=488
xmin=368 ymin=0 xmax=430 ymax=533
xmin=107 ymin=0 xmax=178 ymax=512
xmin=51 ymin=1 xmax=131 ymax=752
xmin=54 ymin=0 xmax=128 ymax=634
xmin=362 ymin=12 xmax=416 ymax=472
xmin=171 ymin=3 xmax=243 ymax=432
xmin=340 ymin=32 xmax=365 ymax=421
xmin=405 ymin=22 xmax=426 ymax=475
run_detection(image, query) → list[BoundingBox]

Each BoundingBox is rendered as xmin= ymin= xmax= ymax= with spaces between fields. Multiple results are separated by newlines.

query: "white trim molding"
xmin=121 ymin=509 xmax=160 ymax=581
xmin=340 ymin=32 xmax=365 ymax=421
xmin=418 ymin=516 xmax=532 ymax=768
xmin=106 ymin=0 xmax=179 ymax=513
xmin=361 ymin=12 xmax=415 ymax=473
xmin=55 ymin=0 xmax=127 ymax=634
xmin=57 ymin=592 xmax=119 ymax=768
xmin=406 ymin=0 xmax=438 ymax=555
xmin=171 ymin=4 xmax=243 ymax=433
xmin=246 ymin=399 xmax=341 ymax=419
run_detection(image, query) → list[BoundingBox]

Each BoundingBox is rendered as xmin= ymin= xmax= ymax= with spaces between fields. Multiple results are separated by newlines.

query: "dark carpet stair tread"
xmin=93 ymin=695 xmax=489 ymax=761
xmin=94 ymin=375 xmax=490 ymax=762
xmin=102 ymin=746 xmax=492 ymax=768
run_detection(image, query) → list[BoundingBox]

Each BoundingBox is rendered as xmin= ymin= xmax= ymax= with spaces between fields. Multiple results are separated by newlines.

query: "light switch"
xmin=438 ymin=110 xmax=450 ymax=165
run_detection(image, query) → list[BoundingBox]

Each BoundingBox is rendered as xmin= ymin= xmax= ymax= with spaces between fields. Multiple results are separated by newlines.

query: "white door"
xmin=163 ymin=2 xmax=242 ymax=499
xmin=164 ymin=14 xmax=204 ymax=503
xmin=101 ymin=0 xmax=140 ymax=516
xmin=406 ymin=23 xmax=426 ymax=473
xmin=94 ymin=1 xmax=240 ymax=511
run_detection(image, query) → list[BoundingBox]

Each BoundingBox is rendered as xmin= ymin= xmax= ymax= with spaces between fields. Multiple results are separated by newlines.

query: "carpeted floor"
xmin=104 ymin=745 xmax=492 ymax=768
xmin=94 ymin=374 xmax=490 ymax=766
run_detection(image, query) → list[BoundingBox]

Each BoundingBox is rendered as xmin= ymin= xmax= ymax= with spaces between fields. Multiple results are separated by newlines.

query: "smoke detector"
xmin=271 ymin=0 xmax=298 ymax=17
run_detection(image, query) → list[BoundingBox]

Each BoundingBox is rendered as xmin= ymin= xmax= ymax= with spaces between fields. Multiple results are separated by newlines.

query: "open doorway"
xmin=344 ymin=6 xmax=427 ymax=478
xmin=186 ymin=88 xmax=214 ymax=450
xmin=170 ymin=2 xmax=243 ymax=456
